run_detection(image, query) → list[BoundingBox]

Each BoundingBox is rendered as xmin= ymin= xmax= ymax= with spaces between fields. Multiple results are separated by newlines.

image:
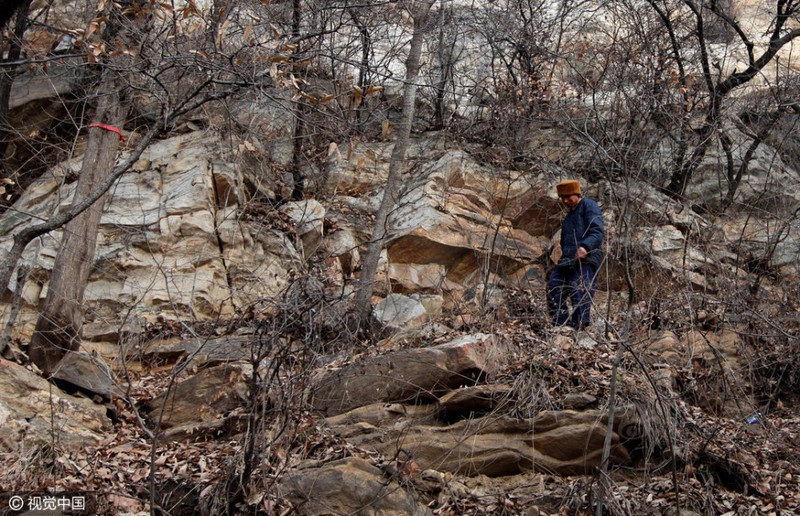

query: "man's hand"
xmin=576 ymin=246 xmax=587 ymax=261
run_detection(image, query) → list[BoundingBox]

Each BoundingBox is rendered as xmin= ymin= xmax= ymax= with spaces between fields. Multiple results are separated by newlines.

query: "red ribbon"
xmin=87 ymin=122 xmax=126 ymax=142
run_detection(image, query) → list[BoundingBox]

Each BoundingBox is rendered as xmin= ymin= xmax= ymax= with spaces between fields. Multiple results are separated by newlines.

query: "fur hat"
xmin=556 ymin=180 xmax=582 ymax=197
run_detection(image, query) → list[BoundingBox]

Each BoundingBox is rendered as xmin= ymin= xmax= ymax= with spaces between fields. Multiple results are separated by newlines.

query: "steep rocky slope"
xmin=0 ymin=90 xmax=799 ymax=512
xmin=0 ymin=0 xmax=799 ymax=510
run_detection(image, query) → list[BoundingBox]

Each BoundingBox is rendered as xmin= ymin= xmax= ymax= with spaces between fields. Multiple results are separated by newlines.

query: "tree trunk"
xmin=0 ymin=0 xmax=29 ymax=29
xmin=0 ymin=0 xmax=31 ymax=171
xmin=29 ymin=81 xmax=123 ymax=375
xmin=353 ymin=0 xmax=435 ymax=332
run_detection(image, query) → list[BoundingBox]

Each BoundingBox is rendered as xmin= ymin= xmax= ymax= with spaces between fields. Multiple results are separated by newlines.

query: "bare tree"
xmin=457 ymin=0 xmax=576 ymax=154
xmin=655 ymin=0 xmax=800 ymax=198
xmin=428 ymin=0 xmax=457 ymax=130
xmin=28 ymin=79 xmax=123 ymax=374
xmin=354 ymin=0 xmax=436 ymax=330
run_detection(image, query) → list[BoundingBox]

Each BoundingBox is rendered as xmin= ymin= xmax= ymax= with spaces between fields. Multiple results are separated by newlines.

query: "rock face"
xmin=2 ymin=120 xmax=794 ymax=359
xmin=0 ymin=132 xmax=564 ymax=354
xmin=0 ymin=132 xmax=303 ymax=347
xmin=280 ymin=200 xmax=326 ymax=259
xmin=385 ymin=151 xmax=550 ymax=291
xmin=682 ymin=126 xmax=800 ymax=209
xmin=0 ymin=359 xmax=111 ymax=451
xmin=721 ymin=215 xmax=800 ymax=278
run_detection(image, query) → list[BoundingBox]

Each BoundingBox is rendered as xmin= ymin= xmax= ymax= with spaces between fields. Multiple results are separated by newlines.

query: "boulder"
xmin=373 ymin=294 xmax=428 ymax=332
xmin=311 ymin=333 xmax=514 ymax=416
xmin=51 ymin=351 xmax=121 ymax=400
xmin=276 ymin=457 xmax=432 ymax=515
xmin=144 ymin=362 xmax=252 ymax=433
xmin=0 ymin=359 xmax=111 ymax=451
xmin=384 ymin=151 xmax=550 ymax=291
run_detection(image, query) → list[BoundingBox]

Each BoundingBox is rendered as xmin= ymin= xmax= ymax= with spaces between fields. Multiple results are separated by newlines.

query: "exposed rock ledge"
xmin=328 ymin=402 xmax=634 ymax=477
xmin=309 ymin=333 xmax=637 ymax=479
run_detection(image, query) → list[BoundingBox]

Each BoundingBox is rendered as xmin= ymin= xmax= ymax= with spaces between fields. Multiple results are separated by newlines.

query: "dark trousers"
xmin=547 ymin=263 xmax=597 ymax=329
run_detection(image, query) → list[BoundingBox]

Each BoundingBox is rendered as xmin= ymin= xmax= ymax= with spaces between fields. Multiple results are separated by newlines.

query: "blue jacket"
xmin=558 ymin=197 xmax=604 ymax=269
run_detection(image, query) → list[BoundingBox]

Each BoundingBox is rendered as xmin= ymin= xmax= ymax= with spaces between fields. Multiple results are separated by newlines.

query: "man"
xmin=547 ymin=180 xmax=604 ymax=330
